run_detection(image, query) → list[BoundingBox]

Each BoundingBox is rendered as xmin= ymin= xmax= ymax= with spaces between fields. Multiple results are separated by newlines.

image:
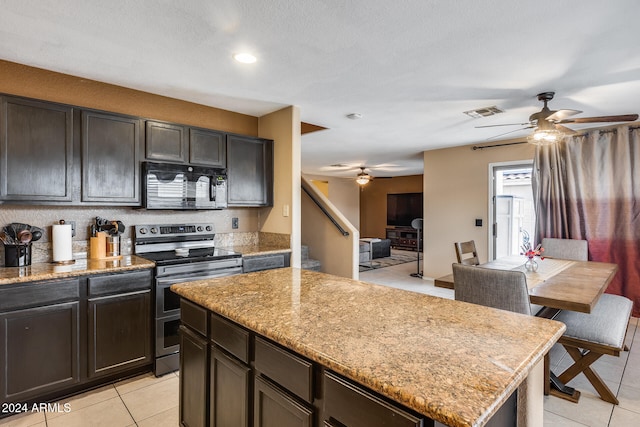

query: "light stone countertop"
xmin=0 ymin=255 xmax=155 ymax=285
xmin=171 ymin=267 xmax=565 ymax=427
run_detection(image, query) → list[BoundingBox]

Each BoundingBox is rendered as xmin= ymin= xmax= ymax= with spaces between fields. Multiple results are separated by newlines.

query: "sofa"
xmin=360 ymin=238 xmax=391 ymax=260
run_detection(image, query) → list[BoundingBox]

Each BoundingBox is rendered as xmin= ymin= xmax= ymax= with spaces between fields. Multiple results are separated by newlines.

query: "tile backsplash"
xmin=0 ymin=204 xmax=288 ymax=266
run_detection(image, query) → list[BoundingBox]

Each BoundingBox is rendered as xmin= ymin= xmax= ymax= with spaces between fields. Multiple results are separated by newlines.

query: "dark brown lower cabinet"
xmin=0 ymin=269 xmax=153 ymax=415
xmin=179 ymin=325 xmax=208 ymax=427
xmin=323 ymin=371 xmax=423 ymax=427
xmin=0 ymin=301 xmax=80 ymax=403
xmin=211 ymin=347 xmax=251 ymax=427
xmin=88 ymin=290 xmax=151 ymax=378
xmin=254 ymin=376 xmax=313 ymax=427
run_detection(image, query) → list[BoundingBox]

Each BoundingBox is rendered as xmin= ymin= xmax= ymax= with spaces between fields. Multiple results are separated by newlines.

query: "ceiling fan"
xmin=355 ymin=167 xmax=373 ymax=185
xmin=325 ymin=163 xmax=399 ymax=185
xmin=476 ymin=92 xmax=638 ymax=144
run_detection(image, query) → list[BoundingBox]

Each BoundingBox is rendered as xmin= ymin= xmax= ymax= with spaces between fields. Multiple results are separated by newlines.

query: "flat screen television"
xmin=387 ymin=192 xmax=423 ymax=227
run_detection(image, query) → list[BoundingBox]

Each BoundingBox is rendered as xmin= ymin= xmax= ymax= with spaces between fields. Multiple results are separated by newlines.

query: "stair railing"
xmin=301 ymin=183 xmax=349 ymax=237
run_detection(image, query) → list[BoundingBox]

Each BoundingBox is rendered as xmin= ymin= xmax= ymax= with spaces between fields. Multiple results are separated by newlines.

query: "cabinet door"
xmin=227 ymin=134 xmax=273 ymax=206
xmin=189 ymin=127 xmax=226 ymax=167
xmin=180 ymin=326 xmax=209 ymax=427
xmin=81 ymin=110 xmax=141 ymax=204
xmin=145 ymin=120 xmax=187 ymax=163
xmin=254 ymin=376 xmax=313 ymax=427
xmin=87 ymin=290 xmax=151 ymax=378
xmin=210 ymin=347 xmax=250 ymax=427
xmin=0 ymin=301 xmax=80 ymax=404
xmin=0 ymin=96 xmax=73 ymax=202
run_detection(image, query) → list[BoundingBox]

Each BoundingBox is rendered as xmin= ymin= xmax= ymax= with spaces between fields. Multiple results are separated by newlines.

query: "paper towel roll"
xmin=52 ymin=224 xmax=73 ymax=262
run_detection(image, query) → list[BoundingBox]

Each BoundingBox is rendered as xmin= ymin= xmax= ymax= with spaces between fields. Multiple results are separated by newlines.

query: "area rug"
xmin=359 ymin=250 xmax=418 ymax=272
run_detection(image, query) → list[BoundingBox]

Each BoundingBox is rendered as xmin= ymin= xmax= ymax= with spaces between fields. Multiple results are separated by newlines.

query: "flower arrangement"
xmin=521 ymin=230 xmax=544 ymax=271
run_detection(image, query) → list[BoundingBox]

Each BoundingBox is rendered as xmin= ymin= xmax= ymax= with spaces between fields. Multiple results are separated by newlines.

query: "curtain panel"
xmin=533 ymin=126 xmax=640 ymax=316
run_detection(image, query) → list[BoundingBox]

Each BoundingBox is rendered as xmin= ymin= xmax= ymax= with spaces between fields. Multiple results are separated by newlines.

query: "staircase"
xmin=301 ymin=245 xmax=322 ymax=272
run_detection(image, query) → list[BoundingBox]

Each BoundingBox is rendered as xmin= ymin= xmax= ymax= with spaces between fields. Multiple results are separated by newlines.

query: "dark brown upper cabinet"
xmin=81 ymin=110 xmax=141 ymax=204
xmin=189 ymin=127 xmax=226 ymax=167
xmin=227 ymin=134 xmax=273 ymax=207
xmin=145 ymin=120 xmax=226 ymax=168
xmin=145 ymin=120 xmax=187 ymax=163
xmin=0 ymin=96 xmax=74 ymax=202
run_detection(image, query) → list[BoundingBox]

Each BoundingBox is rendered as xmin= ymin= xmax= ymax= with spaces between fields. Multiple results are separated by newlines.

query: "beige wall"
xmin=0 ymin=60 xmax=257 ymax=134
xmin=422 ymin=141 xmax=535 ymax=279
xmin=359 ymin=175 xmax=423 ymax=239
xmin=305 ymin=175 xmax=360 ymax=229
xmin=258 ymin=106 xmax=300 ymax=265
xmin=301 ymin=178 xmax=359 ymax=279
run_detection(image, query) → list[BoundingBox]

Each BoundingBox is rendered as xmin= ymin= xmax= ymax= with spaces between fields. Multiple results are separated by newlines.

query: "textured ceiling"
xmin=2 ymin=0 xmax=639 ymax=178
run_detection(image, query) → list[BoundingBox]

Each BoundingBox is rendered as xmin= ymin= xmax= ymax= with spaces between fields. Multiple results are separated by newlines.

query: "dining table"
xmin=434 ymin=254 xmax=619 ymax=403
xmin=434 ymin=255 xmax=618 ymax=314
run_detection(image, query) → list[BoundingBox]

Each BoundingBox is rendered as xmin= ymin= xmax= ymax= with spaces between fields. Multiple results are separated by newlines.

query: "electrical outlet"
xmin=70 ymin=221 xmax=76 ymax=237
xmin=232 ymin=217 xmax=239 ymax=229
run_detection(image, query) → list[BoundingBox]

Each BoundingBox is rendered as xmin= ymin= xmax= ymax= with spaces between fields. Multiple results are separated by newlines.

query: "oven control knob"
xmin=197 ymin=226 xmax=203 ymax=232
xmin=150 ymin=227 xmax=158 ymax=234
xmin=139 ymin=228 xmax=148 ymax=234
xmin=205 ymin=225 xmax=212 ymax=232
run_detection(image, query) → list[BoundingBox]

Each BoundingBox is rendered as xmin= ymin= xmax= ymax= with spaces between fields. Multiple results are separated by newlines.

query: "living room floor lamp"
xmin=410 ymin=218 xmax=423 ymax=278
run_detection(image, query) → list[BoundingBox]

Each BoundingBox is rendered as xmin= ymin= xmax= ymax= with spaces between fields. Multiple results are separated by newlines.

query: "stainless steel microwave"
xmin=142 ymin=162 xmax=227 ymax=210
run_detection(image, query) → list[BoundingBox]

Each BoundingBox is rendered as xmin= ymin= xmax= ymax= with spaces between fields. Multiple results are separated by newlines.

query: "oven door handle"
xmin=156 ymin=268 xmax=242 ymax=285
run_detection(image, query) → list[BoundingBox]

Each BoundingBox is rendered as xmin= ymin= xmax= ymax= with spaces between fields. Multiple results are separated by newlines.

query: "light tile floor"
xmin=2 ymin=258 xmax=637 ymax=426
xmin=0 ymin=372 xmax=179 ymax=427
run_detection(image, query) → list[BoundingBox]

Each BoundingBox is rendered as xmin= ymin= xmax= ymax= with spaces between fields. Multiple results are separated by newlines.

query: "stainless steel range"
xmin=133 ymin=223 xmax=242 ymax=376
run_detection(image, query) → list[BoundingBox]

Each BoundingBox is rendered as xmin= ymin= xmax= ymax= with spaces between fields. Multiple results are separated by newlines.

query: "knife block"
xmin=89 ymin=232 xmax=107 ymax=259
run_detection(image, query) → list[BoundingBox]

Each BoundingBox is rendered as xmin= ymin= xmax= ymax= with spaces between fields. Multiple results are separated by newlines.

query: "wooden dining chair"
xmin=541 ymin=238 xmax=588 ymax=261
xmin=454 ymin=240 xmax=479 ymax=266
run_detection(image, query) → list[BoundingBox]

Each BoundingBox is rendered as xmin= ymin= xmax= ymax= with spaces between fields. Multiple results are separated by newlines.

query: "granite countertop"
xmin=0 ymin=255 xmax=155 ymax=285
xmin=222 ymin=243 xmax=291 ymax=256
xmin=172 ymin=267 xmax=565 ymax=427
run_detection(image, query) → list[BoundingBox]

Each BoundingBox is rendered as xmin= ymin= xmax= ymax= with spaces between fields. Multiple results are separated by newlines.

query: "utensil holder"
xmin=4 ymin=244 xmax=32 ymax=267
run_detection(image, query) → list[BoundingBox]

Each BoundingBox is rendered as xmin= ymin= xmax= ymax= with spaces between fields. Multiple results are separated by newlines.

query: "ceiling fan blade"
xmin=475 ymin=122 xmax=531 ymax=129
xmin=486 ymin=126 xmax=534 ymax=140
xmin=554 ymin=124 xmax=577 ymax=134
xmin=558 ymin=114 xmax=639 ymax=124
xmin=545 ymin=109 xmax=582 ymax=122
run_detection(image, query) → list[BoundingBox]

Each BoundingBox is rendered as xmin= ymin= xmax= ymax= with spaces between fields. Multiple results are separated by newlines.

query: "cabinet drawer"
xmin=88 ymin=269 xmax=152 ymax=296
xmin=324 ymin=371 xmax=424 ymax=427
xmin=0 ymin=278 xmax=80 ymax=311
xmin=255 ymin=337 xmax=313 ymax=403
xmin=181 ymin=299 xmax=208 ymax=336
xmin=243 ymin=253 xmax=289 ymax=273
xmin=210 ymin=313 xmax=250 ymax=363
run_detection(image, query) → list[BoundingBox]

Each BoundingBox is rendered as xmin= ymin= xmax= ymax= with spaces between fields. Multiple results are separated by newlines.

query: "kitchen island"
xmin=171 ymin=268 xmax=565 ymax=427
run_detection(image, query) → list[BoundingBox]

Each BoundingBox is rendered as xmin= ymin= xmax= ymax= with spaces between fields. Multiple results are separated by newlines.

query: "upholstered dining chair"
xmin=454 ymin=240 xmax=479 ymax=266
xmin=541 ymin=238 xmax=588 ymax=261
xmin=452 ymin=263 xmax=531 ymax=314
xmin=539 ymin=237 xmax=632 ymax=404
xmin=453 ymin=257 xmax=633 ymax=405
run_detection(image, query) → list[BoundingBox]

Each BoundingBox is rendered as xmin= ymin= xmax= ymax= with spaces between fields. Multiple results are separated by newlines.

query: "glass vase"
xmin=524 ymin=258 xmax=538 ymax=272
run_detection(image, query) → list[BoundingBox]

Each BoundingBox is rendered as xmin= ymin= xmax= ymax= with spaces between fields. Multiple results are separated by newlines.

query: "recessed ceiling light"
xmin=346 ymin=113 xmax=363 ymax=120
xmin=233 ymin=53 xmax=257 ymax=64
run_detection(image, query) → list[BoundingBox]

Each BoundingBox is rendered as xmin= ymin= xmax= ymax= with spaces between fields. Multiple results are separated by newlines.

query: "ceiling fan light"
xmin=356 ymin=174 xmax=371 ymax=185
xmin=527 ymin=129 xmax=563 ymax=146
